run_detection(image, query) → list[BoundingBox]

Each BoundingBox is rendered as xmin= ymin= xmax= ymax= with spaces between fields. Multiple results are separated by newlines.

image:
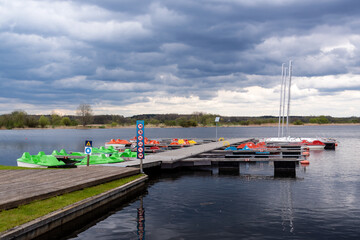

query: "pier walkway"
xmin=103 ymin=138 xmax=248 ymax=168
xmin=101 ymin=137 xmax=302 ymax=177
xmin=0 ymin=166 xmax=139 ymax=211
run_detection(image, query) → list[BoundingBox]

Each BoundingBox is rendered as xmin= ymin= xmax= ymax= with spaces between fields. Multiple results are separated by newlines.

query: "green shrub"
xmin=39 ymin=116 xmax=50 ymax=128
xmin=61 ymin=117 xmax=71 ymax=126
xmin=293 ymin=120 xmax=304 ymax=125
xmin=164 ymin=120 xmax=177 ymax=126
xmin=26 ymin=116 xmax=38 ymax=128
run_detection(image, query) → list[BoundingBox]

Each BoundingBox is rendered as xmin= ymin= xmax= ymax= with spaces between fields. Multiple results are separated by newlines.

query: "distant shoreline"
xmin=1 ymin=123 xmax=360 ymax=130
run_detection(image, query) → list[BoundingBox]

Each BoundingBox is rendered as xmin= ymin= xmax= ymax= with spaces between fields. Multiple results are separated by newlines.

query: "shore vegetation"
xmin=0 ymin=110 xmax=359 ymax=129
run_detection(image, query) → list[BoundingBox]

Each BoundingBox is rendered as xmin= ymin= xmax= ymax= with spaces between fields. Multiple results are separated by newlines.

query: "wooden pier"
xmin=102 ymin=138 xmax=303 ymax=176
xmin=0 ymin=137 xmax=309 ymax=239
xmin=102 ymin=138 xmax=248 ymax=168
xmin=0 ymin=138 xmax=304 ymax=239
xmin=0 ymin=166 xmax=140 ymax=211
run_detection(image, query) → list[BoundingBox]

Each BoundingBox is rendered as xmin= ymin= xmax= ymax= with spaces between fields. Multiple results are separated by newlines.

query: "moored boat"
xmin=17 ymin=151 xmax=67 ymax=168
xmin=17 ymin=146 xmax=127 ymax=168
xmin=105 ymin=139 xmax=131 ymax=150
xmin=262 ymin=137 xmax=332 ymax=150
xmin=75 ymin=153 xmax=125 ymax=166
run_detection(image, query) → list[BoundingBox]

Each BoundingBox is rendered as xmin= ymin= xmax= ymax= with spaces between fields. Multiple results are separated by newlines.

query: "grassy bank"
xmin=0 ymin=165 xmax=42 ymax=170
xmin=0 ymin=173 xmax=144 ymax=233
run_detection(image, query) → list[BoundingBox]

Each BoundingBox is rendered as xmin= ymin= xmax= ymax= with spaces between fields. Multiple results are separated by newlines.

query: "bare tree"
xmin=76 ymin=104 xmax=93 ymax=126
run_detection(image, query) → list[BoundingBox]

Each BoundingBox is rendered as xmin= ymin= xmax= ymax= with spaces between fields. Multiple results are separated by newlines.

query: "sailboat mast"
xmin=281 ymin=67 xmax=287 ymax=137
xmin=286 ymin=60 xmax=292 ymax=137
xmin=278 ymin=63 xmax=285 ymax=137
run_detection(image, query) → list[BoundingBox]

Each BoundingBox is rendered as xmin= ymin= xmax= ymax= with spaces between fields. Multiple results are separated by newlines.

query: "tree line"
xmin=0 ymin=104 xmax=91 ymax=129
xmin=0 ymin=111 xmax=78 ymax=129
xmin=0 ymin=108 xmax=359 ymax=129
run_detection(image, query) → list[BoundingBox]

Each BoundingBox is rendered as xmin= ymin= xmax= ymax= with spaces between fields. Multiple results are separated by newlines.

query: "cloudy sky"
xmin=1 ymin=0 xmax=360 ymax=117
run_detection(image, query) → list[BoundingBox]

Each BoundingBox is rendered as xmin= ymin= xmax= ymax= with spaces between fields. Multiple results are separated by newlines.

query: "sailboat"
xmin=263 ymin=61 xmax=336 ymax=150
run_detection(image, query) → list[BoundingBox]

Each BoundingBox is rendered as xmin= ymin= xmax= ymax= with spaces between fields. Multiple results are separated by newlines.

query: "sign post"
xmin=84 ymin=140 xmax=92 ymax=166
xmin=136 ymin=120 xmax=145 ymax=173
xmin=215 ymin=117 xmax=220 ymax=140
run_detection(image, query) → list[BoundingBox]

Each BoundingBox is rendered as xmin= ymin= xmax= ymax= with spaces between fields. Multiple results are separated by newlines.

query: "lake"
xmin=2 ymin=125 xmax=360 ymax=239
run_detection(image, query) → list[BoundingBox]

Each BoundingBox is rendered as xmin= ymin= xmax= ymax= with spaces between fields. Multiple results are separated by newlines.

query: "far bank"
xmin=2 ymin=122 xmax=360 ymax=131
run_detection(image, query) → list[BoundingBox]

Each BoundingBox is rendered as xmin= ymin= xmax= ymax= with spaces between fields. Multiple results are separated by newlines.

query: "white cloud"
xmin=0 ymin=97 xmax=76 ymax=115
xmin=53 ymin=76 xmax=152 ymax=92
xmin=1 ymin=0 xmax=360 ymax=118
xmin=148 ymin=2 xmax=187 ymax=27
xmin=95 ymin=67 xmax=142 ymax=80
xmin=160 ymin=43 xmax=191 ymax=53
xmin=0 ymin=0 xmax=151 ymax=43
xmin=95 ymin=83 xmax=360 ymax=117
xmin=295 ymin=74 xmax=360 ymax=90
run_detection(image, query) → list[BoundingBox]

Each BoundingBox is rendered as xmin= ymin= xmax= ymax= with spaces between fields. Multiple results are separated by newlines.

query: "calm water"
xmin=2 ymin=126 xmax=360 ymax=239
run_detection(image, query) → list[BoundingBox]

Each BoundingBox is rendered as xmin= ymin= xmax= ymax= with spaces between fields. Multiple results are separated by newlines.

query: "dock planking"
xmin=102 ymin=138 xmax=249 ymax=168
xmin=0 ymin=166 xmax=139 ymax=211
xmin=182 ymin=157 xmax=301 ymax=162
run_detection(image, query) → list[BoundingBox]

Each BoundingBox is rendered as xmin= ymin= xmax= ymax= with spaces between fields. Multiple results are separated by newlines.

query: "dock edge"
xmin=0 ymin=175 xmax=148 ymax=240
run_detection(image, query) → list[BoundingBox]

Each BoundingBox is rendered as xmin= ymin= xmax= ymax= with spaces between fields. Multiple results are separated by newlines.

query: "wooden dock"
xmin=0 ymin=138 xmax=302 ymax=212
xmin=0 ymin=166 xmax=139 ymax=211
xmin=0 ymin=138 xmax=305 ymax=239
xmin=101 ymin=138 xmax=303 ymax=174
xmin=101 ymin=138 xmax=249 ymax=168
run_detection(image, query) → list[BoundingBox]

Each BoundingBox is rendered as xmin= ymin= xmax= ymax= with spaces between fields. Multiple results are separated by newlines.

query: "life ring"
xmin=218 ymin=137 xmax=224 ymax=142
xmin=222 ymin=141 xmax=230 ymax=147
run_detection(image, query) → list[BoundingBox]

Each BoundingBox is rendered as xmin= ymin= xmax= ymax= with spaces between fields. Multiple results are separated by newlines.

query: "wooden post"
xmin=84 ymin=140 xmax=92 ymax=167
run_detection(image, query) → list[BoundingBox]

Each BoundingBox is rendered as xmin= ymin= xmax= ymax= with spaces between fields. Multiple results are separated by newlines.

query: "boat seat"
xmin=60 ymin=149 xmax=68 ymax=155
xmin=52 ymin=150 xmax=61 ymax=155
xmin=37 ymin=151 xmax=45 ymax=156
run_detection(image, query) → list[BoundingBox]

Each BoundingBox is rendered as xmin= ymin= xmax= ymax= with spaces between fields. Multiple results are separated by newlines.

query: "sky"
xmin=1 ymin=0 xmax=360 ymax=117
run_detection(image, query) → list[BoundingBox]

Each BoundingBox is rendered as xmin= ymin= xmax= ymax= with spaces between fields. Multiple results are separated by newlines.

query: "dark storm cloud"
xmin=1 ymin=0 xmax=360 ymax=114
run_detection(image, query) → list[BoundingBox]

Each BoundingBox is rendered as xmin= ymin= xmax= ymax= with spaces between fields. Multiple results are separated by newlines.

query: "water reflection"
xmin=137 ymin=196 xmax=145 ymax=240
xmin=280 ymin=181 xmax=294 ymax=233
